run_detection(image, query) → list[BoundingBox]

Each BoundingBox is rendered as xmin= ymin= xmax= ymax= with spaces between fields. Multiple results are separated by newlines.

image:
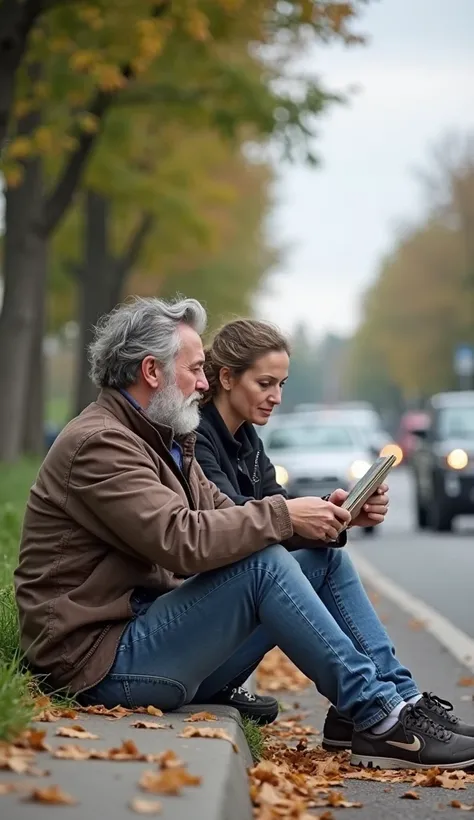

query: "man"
xmin=15 ymin=297 xmax=474 ymax=771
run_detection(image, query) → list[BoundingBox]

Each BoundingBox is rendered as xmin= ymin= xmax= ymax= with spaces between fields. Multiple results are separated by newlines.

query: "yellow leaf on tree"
xmin=185 ymin=9 xmax=210 ymax=41
xmin=4 ymin=164 xmax=24 ymax=188
xmin=33 ymin=126 xmax=54 ymax=154
xmin=13 ymin=99 xmax=33 ymax=119
xmin=70 ymin=50 xmax=98 ymax=73
xmin=78 ymin=113 xmax=100 ymax=134
xmin=7 ymin=136 xmax=33 ymax=160
xmin=94 ymin=64 xmax=127 ymax=92
xmin=49 ymin=36 xmax=73 ymax=54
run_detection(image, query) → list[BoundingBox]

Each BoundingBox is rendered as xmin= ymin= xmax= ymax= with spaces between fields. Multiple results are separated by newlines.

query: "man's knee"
xmin=246 ymin=543 xmax=295 ymax=571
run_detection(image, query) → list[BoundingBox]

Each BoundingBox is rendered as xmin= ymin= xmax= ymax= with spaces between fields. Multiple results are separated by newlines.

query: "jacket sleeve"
xmin=67 ymin=428 xmax=293 ymax=576
xmin=194 ymin=433 xmax=255 ymax=506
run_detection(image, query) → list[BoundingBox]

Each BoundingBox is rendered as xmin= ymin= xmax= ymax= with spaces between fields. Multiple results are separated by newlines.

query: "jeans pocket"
xmin=82 ymin=674 xmax=187 ymax=711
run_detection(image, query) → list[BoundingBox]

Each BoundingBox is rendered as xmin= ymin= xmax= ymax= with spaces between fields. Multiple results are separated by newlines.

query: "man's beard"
xmin=146 ymin=379 xmax=201 ymax=436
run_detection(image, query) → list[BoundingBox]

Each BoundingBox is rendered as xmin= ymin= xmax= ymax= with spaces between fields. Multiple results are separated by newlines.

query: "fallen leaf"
xmin=0 ymin=783 xmax=16 ymax=794
xmin=147 ymin=706 xmax=163 ymax=717
xmin=458 ymin=677 xmax=474 ymax=687
xmin=130 ymin=721 xmax=168 ymax=730
xmin=53 ymin=744 xmax=93 ymax=761
xmin=130 ymin=797 xmax=162 ymax=814
xmin=157 ymin=749 xmax=184 ymax=769
xmin=25 ymin=785 xmax=77 ymax=805
xmin=184 ymin=711 xmax=218 ymax=722
xmin=450 ymin=800 xmax=474 ymax=810
xmin=401 ymin=791 xmax=420 ymax=800
xmin=55 ymin=725 xmax=99 ymax=739
xmin=408 ymin=618 xmax=426 ymax=631
xmin=78 ymin=704 xmax=132 ymax=720
xmin=326 ymin=791 xmax=363 ymax=808
xmin=178 ymin=726 xmax=238 ymax=752
xmin=256 ymin=648 xmax=310 ymax=692
xmin=139 ymin=768 xmax=201 ymax=796
xmin=36 ymin=710 xmax=61 ymax=722
xmin=15 ymin=729 xmax=50 ymax=752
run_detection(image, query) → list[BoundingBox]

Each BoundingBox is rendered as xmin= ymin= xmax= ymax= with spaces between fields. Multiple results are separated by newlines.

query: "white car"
xmin=262 ymin=414 xmax=375 ymax=499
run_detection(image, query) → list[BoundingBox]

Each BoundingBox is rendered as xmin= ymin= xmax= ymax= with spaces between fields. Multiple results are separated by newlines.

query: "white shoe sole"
xmin=351 ymin=754 xmax=474 ymax=771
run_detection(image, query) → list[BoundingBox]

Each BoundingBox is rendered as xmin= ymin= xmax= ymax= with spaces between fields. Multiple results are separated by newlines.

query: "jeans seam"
xmin=326 ymin=573 xmax=385 ymax=677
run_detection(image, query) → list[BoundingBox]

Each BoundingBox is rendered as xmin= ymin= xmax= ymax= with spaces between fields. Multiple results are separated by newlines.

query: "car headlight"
xmin=349 ymin=459 xmax=371 ymax=480
xmin=446 ymin=449 xmax=468 ymax=470
xmin=274 ymin=465 xmax=289 ymax=486
xmin=380 ymin=443 xmax=403 ymax=466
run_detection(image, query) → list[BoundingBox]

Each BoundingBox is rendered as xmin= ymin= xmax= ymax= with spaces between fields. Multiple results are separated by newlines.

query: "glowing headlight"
xmin=349 ymin=460 xmax=371 ymax=481
xmin=446 ymin=449 xmax=468 ymax=470
xmin=274 ymin=465 xmax=289 ymax=486
xmin=380 ymin=443 xmax=403 ymax=466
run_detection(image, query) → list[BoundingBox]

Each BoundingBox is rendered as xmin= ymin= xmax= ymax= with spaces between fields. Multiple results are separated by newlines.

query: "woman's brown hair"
xmin=202 ymin=319 xmax=290 ymax=405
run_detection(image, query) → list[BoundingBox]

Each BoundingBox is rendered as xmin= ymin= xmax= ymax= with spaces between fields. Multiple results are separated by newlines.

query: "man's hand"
xmin=328 ymin=484 xmax=389 ymax=528
xmin=286 ymin=496 xmax=351 ymax=542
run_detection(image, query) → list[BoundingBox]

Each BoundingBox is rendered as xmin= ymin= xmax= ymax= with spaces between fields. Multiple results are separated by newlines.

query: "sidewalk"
xmin=2 ymin=588 xmax=474 ymax=819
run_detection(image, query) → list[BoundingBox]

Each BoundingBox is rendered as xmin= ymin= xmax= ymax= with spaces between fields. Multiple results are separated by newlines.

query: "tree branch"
xmin=116 ymin=212 xmax=154 ymax=285
xmin=41 ymin=1 xmax=171 ymax=236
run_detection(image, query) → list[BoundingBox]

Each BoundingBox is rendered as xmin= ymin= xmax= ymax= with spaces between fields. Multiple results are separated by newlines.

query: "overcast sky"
xmin=256 ymin=0 xmax=474 ymax=340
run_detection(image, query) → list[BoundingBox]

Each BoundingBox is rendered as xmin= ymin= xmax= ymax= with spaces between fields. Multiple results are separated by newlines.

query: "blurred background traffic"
xmin=0 ymin=0 xmax=473 ymax=540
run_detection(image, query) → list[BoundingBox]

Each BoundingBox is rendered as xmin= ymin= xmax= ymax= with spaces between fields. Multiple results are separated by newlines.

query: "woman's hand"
xmin=328 ymin=484 xmax=389 ymax=528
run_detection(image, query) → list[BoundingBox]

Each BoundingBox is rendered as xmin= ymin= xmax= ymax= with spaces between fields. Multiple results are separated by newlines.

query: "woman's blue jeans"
xmin=81 ymin=545 xmax=419 ymax=732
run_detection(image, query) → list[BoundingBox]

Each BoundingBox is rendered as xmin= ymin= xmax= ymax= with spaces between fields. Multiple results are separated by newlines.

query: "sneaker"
xmin=351 ymin=704 xmax=474 ymax=770
xmin=209 ymin=685 xmax=279 ymax=725
xmin=418 ymin=692 xmax=474 ymax=738
xmin=322 ymin=706 xmax=353 ymax=751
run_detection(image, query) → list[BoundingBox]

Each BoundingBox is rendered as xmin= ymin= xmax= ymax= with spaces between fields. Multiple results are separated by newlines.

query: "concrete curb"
xmin=0 ymin=704 xmax=254 ymax=820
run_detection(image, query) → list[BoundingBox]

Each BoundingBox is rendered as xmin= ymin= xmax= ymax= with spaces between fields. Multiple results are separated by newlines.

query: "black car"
xmin=412 ymin=391 xmax=474 ymax=532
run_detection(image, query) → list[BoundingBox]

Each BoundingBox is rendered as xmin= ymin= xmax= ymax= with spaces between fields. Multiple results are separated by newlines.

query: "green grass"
xmin=0 ymin=458 xmax=42 ymax=740
xmin=241 ymin=716 xmax=265 ymax=762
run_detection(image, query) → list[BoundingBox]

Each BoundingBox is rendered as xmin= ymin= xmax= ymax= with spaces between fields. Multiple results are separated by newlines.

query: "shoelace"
xmin=423 ymin=692 xmax=459 ymax=725
xmin=228 ymin=686 xmax=257 ymax=703
xmin=404 ymin=704 xmax=452 ymax=742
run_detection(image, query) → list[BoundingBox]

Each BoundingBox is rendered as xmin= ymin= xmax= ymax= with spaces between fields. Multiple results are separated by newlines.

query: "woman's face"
xmin=224 ymin=350 xmax=289 ymax=426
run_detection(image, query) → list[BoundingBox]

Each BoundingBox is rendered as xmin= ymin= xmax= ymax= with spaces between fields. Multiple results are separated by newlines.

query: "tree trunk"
xmin=21 ymin=242 xmax=47 ymax=455
xmin=0 ymin=150 xmax=45 ymax=461
xmin=74 ymin=192 xmax=153 ymax=415
xmin=74 ymin=191 xmax=117 ymax=415
xmin=0 ymin=0 xmax=39 ymax=150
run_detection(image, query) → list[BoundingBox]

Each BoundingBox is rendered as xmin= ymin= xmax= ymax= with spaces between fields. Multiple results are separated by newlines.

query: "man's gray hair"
xmin=88 ymin=296 xmax=207 ymax=388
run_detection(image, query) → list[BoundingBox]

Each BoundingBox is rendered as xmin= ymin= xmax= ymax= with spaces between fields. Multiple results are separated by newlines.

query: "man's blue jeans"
xmin=81 ymin=545 xmax=419 ymax=732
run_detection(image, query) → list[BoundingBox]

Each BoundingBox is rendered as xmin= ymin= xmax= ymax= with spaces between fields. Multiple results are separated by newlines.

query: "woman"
xmin=195 ymin=319 xmax=472 ymax=751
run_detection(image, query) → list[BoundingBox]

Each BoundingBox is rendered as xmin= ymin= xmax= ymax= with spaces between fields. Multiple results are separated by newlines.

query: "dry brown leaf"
xmin=52 ymin=744 xmax=93 ymax=761
xmin=130 ymin=721 xmax=168 ymax=730
xmin=184 ymin=711 xmax=218 ymax=722
xmin=458 ymin=677 xmax=474 ymax=687
xmin=146 ymin=706 xmax=164 ymax=717
xmin=36 ymin=709 xmax=61 ymax=722
xmin=326 ymin=791 xmax=363 ymax=808
xmin=130 ymin=797 xmax=162 ymax=814
xmin=256 ymin=648 xmax=310 ymax=693
xmin=139 ymin=767 xmax=202 ymax=796
xmin=408 ymin=618 xmax=426 ymax=631
xmin=78 ymin=704 xmax=132 ymax=720
xmin=178 ymin=726 xmax=238 ymax=752
xmin=0 ymin=782 xmax=17 ymax=795
xmin=401 ymin=791 xmax=421 ymax=800
xmin=25 ymin=785 xmax=77 ymax=805
xmin=55 ymin=725 xmax=99 ymax=739
xmin=450 ymin=800 xmax=474 ymax=810
xmin=157 ymin=749 xmax=184 ymax=769
xmin=15 ymin=729 xmax=50 ymax=752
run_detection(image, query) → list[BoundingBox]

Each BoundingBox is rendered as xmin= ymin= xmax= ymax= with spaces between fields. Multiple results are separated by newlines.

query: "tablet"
xmin=342 ymin=454 xmax=396 ymax=520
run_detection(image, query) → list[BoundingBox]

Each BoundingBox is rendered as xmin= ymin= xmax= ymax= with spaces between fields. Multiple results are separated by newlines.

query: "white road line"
xmin=350 ymin=548 xmax=474 ymax=674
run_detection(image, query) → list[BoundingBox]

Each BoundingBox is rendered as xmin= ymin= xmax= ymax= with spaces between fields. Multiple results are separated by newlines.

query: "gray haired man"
xmin=15 ymin=297 xmax=474 ymax=771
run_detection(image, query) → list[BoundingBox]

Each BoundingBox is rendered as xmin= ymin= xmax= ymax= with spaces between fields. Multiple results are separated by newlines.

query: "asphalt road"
xmin=350 ymin=465 xmax=474 ymax=640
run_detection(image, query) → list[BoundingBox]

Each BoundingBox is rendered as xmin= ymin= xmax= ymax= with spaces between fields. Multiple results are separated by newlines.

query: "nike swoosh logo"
xmin=387 ymin=736 xmax=421 ymax=752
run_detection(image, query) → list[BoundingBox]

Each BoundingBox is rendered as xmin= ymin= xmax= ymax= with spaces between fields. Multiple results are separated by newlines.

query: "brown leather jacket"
xmin=14 ymin=389 xmax=292 ymax=694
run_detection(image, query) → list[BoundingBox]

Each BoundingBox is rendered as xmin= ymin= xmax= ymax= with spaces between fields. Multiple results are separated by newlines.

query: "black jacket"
xmin=195 ymin=402 xmax=285 ymax=505
xmin=195 ymin=402 xmax=347 ymax=547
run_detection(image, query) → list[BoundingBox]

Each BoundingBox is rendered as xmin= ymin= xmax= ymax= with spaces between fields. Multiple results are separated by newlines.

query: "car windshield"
xmin=438 ymin=407 xmax=474 ymax=440
xmin=265 ymin=424 xmax=356 ymax=451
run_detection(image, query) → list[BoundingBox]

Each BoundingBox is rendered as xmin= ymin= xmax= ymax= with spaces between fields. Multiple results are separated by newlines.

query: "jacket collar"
xmin=95 ymin=388 xmax=196 ymax=458
xmin=200 ymin=402 xmax=255 ymax=458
